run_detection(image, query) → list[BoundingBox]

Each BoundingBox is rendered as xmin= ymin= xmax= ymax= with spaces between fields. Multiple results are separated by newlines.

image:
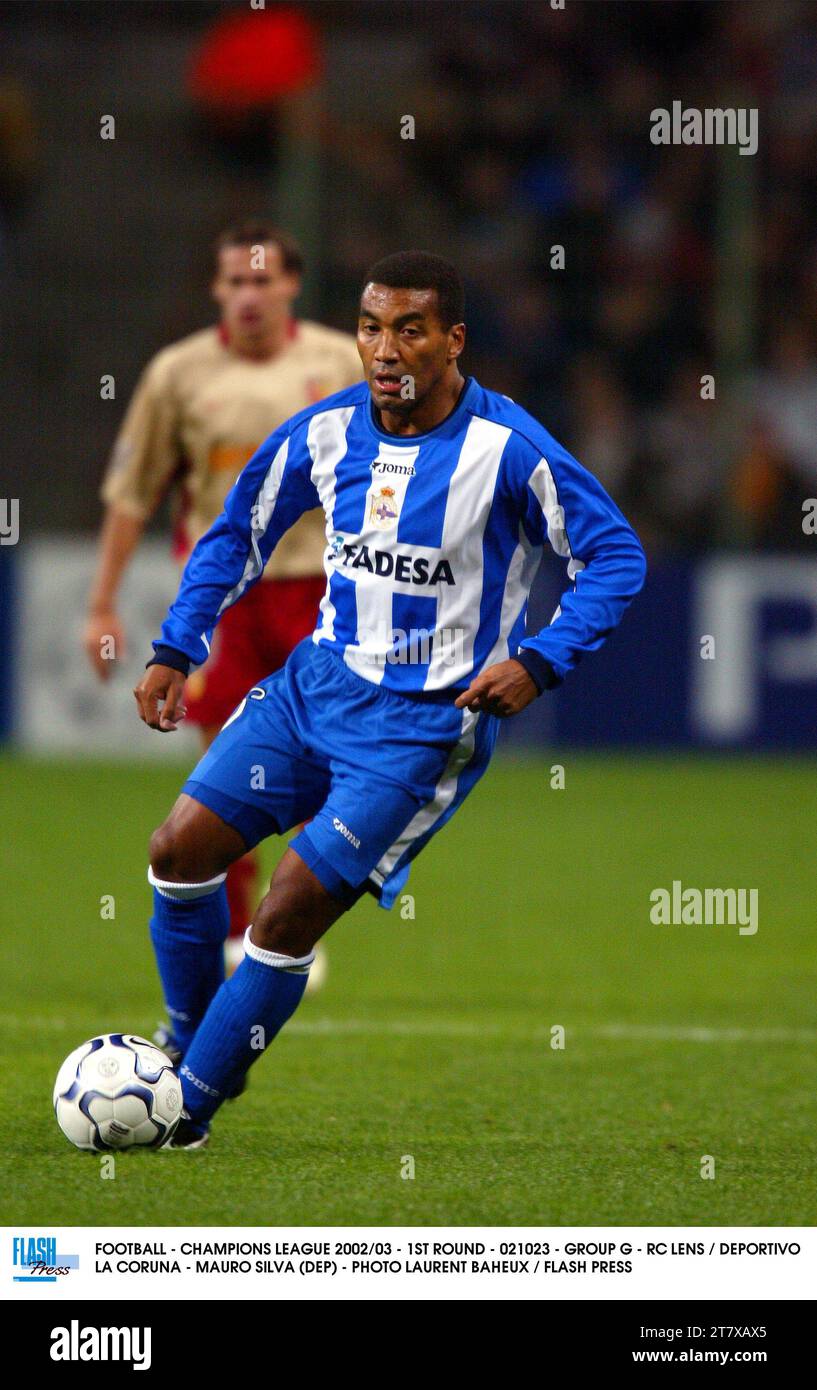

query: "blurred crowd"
xmin=323 ymin=0 xmax=817 ymax=556
xmin=3 ymin=0 xmax=817 ymax=558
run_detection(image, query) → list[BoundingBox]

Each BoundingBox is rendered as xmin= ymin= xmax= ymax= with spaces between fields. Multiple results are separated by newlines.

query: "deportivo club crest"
xmin=370 ymin=485 xmax=399 ymax=530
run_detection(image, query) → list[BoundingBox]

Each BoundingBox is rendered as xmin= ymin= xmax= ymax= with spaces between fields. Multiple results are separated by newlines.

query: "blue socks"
xmin=148 ymin=868 xmax=230 ymax=1056
xmin=179 ymin=928 xmax=313 ymax=1125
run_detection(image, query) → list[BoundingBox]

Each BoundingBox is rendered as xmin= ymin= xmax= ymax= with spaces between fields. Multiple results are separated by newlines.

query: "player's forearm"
xmin=150 ymin=510 xmax=250 ymax=670
xmin=149 ymin=424 xmax=311 ymax=670
xmin=519 ymin=537 xmax=647 ymax=685
xmin=88 ymin=505 xmax=146 ymax=613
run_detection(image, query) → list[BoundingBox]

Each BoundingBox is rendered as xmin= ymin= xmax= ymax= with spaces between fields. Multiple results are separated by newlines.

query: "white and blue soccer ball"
xmin=53 ymin=1034 xmax=182 ymax=1151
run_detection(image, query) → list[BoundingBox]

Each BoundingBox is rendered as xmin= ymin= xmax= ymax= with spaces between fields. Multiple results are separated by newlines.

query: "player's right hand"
xmin=133 ymin=665 xmax=188 ymax=733
xmin=84 ymin=610 xmax=126 ymax=682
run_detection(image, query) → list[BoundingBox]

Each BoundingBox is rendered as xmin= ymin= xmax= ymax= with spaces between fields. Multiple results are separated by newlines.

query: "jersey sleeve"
xmin=152 ymin=422 xmax=322 ymax=668
xmin=100 ymin=353 xmax=181 ymax=518
xmin=514 ymin=432 xmax=647 ymax=689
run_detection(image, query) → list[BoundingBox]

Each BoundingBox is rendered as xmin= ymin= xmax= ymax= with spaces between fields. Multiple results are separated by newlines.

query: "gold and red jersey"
xmin=101 ymin=320 xmax=362 ymax=579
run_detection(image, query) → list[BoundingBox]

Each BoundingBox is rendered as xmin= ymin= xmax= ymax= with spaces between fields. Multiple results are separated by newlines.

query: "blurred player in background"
xmin=85 ymin=221 xmax=362 ymax=990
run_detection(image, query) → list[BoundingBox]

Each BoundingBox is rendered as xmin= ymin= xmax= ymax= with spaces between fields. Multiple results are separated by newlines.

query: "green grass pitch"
xmin=1 ymin=749 xmax=815 ymax=1226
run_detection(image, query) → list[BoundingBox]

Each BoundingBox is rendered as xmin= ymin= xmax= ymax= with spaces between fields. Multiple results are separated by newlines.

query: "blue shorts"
xmin=182 ymin=637 xmax=500 ymax=910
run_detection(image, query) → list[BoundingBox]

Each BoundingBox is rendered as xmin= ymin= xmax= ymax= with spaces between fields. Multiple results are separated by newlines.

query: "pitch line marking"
xmin=6 ymin=1016 xmax=815 ymax=1044
xmin=288 ymin=1020 xmax=817 ymax=1044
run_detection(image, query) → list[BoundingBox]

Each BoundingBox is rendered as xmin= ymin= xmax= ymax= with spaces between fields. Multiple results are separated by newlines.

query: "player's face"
xmin=212 ymin=244 xmax=300 ymax=342
xmin=357 ymin=285 xmax=464 ymax=417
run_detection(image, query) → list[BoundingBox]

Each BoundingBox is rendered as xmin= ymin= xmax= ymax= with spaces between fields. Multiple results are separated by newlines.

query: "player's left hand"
xmin=454 ymin=659 xmax=539 ymax=717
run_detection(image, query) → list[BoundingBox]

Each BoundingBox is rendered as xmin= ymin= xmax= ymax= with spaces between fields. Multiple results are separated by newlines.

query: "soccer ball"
xmin=53 ymin=1034 xmax=182 ymax=1151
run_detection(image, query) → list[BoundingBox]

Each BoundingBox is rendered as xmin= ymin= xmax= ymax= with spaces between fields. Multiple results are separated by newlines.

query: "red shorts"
xmin=184 ymin=575 xmax=325 ymax=730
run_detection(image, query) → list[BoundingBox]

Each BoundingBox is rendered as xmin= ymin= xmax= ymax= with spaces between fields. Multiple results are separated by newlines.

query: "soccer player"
xmin=85 ymin=221 xmax=361 ymax=977
xmin=133 ymin=251 xmax=647 ymax=1148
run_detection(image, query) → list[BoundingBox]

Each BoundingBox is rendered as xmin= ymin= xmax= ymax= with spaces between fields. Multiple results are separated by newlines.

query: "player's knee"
xmin=149 ymin=820 xmax=209 ymax=883
xmin=251 ymin=895 xmax=319 ymax=955
xmin=148 ymin=822 xmax=184 ymax=881
xmin=149 ymin=794 xmax=244 ymax=883
xmin=252 ymin=867 xmax=342 ymax=955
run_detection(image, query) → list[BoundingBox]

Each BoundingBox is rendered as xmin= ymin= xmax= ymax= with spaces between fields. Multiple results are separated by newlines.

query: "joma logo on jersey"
xmin=334 ymin=542 xmax=455 ymax=586
xmin=366 ymin=444 xmax=418 ymax=529
xmin=371 ymin=458 xmax=416 ymax=477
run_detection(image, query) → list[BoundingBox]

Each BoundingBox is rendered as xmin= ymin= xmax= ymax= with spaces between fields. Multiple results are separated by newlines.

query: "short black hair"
xmin=362 ymin=251 xmax=464 ymax=329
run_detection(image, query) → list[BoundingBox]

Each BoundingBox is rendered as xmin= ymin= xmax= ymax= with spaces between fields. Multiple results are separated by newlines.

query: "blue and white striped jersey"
xmin=154 ymin=377 xmax=646 ymax=696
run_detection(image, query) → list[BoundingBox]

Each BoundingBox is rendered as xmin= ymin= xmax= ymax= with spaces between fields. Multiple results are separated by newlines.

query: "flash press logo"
xmin=12 ymin=1235 xmax=79 ymax=1282
xmin=50 ymin=1321 xmax=152 ymax=1372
